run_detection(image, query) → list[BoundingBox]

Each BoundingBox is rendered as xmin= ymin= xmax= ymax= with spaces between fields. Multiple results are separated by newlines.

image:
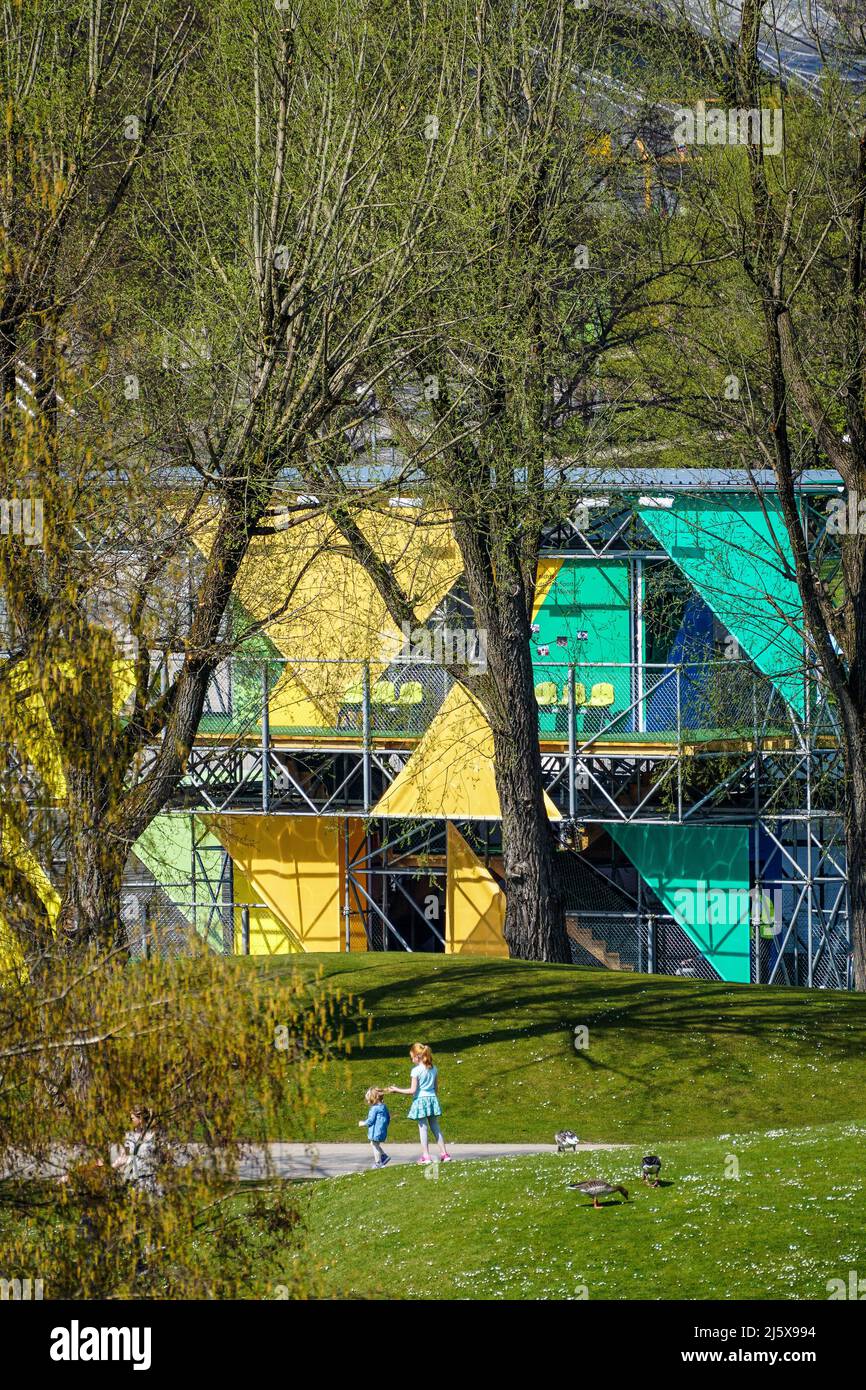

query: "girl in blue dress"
xmin=388 ymin=1043 xmax=451 ymax=1165
xmin=358 ymin=1086 xmax=391 ymax=1167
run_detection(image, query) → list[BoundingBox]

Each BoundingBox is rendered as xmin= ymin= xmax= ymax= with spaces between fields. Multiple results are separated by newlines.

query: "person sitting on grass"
xmin=387 ymin=1043 xmax=451 ymax=1166
xmin=359 ymin=1087 xmax=391 ymax=1168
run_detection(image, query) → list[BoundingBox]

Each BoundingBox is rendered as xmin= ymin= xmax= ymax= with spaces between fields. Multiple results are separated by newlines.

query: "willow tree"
xmin=0 ymin=941 xmax=357 ymax=1297
xmin=0 ymin=0 xmax=457 ymax=957
xmin=728 ymin=0 xmax=866 ymax=991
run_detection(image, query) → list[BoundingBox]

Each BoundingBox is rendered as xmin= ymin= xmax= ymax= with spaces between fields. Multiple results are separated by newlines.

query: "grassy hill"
xmin=269 ymin=955 xmax=866 ymax=1144
xmin=303 ymin=1123 xmax=866 ymax=1300
xmin=260 ymin=957 xmax=866 ymax=1300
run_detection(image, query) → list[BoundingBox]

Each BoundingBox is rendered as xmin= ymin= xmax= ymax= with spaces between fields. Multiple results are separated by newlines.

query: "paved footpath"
xmin=239 ymin=1141 xmax=627 ymax=1180
xmin=4 ymin=1141 xmax=627 ymax=1183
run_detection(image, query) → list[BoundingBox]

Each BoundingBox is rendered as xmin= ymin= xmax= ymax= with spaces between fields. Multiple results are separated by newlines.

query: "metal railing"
xmin=160 ymin=654 xmax=835 ymax=818
xmin=123 ymin=895 xmax=268 ymax=958
xmin=177 ymin=654 xmax=819 ymax=747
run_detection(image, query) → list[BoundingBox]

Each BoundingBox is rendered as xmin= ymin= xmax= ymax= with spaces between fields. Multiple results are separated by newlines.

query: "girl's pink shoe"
xmin=441 ymin=1153 xmax=452 ymax=1162
xmin=417 ymin=1156 xmax=432 ymax=1165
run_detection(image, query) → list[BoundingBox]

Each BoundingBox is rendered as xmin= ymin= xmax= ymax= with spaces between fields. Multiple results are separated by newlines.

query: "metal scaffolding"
xmin=129 ymin=647 xmax=848 ymax=986
xmin=125 ymin=474 xmax=852 ymax=985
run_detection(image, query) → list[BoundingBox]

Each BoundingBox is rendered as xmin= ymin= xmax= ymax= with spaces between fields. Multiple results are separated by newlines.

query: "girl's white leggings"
xmin=418 ymin=1117 xmax=444 ymax=1147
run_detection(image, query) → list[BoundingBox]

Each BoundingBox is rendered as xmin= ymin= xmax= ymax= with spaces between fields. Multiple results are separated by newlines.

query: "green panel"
xmin=638 ymin=498 xmax=804 ymax=716
xmin=533 ymin=560 xmax=632 ymax=734
xmin=608 ymin=823 xmax=751 ymax=983
xmin=197 ymin=598 xmax=280 ymax=736
xmin=134 ymin=814 xmax=224 ymax=949
xmin=135 ymin=815 xmax=195 ymax=908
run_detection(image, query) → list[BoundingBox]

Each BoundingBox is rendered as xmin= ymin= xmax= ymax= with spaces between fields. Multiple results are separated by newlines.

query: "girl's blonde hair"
xmin=409 ymin=1043 xmax=433 ymax=1067
xmin=365 ymin=1086 xmax=385 ymax=1105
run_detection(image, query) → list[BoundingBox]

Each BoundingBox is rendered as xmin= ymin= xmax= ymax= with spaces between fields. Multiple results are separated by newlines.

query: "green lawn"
xmin=270 ymin=955 xmax=866 ymax=1144
xmin=8 ymin=956 xmax=863 ymax=1300
xmin=262 ymin=956 xmax=866 ymax=1300
xmin=303 ymin=1123 xmax=866 ymax=1300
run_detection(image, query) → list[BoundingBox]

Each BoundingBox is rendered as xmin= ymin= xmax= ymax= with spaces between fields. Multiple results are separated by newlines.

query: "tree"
xmin=315 ymin=0 xmax=694 ymax=960
xmin=0 ymin=0 xmax=454 ymax=957
xmin=642 ymin=1 xmax=866 ymax=987
xmin=0 ymin=939 xmax=358 ymax=1297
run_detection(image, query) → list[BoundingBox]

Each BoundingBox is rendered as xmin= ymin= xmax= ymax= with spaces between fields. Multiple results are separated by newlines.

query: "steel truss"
xmin=328 ymin=816 xmax=849 ymax=990
xmin=323 ymin=808 xmax=848 ymax=989
xmin=754 ymin=816 xmax=849 ymax=989
xmin=342 ymin=820 xmax=449 ymax=954
xmin=167 ymin=656 xmax=839 ymax=824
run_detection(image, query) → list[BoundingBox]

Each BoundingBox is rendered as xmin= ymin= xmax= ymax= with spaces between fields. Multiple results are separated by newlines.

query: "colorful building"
xmin=121 ymin=469 xmax=848 ymax=988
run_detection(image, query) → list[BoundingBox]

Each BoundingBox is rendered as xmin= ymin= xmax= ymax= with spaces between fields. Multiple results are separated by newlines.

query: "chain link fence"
xmin=169 ymin=654 xmax=806 ymax=748
xmin=122 ymin=888 xmax=237 ymax=957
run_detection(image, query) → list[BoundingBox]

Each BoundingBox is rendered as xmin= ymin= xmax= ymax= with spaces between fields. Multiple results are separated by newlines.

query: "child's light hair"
xmin=410 ymin=1043 xmax=433 ymax=1067
xmin=365 ymin=1086 xmax=385 ymax=1105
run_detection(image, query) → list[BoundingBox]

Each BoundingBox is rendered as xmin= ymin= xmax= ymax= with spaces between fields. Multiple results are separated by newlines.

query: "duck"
xmin=567 ymin=1179 xmax=629 ymax=1208
xmin=641 ymin=1155 xmax=662 ymax=1187
xmin=555 ymin=1130 xmax=581 ymax=1152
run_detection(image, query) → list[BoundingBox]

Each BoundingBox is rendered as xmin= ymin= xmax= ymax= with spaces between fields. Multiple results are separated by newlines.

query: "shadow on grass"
xmin=309 ymin=958 xmax=866 ymax=1070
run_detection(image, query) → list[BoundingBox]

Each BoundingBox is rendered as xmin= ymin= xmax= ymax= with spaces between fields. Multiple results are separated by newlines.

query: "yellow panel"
xmin=110 ymin=658 xmax=137 ymax=711
xmin=445 ymin=824 xmax=508 ymax=957
xmin=1 ymin=649 xmax=126 ymax=962
xmin=0 ymin=815 xmax=60 ymax=972
xmin=3 ymin=655 xmax=138 ymax=802
xmin=532 ymin=558 xmax=562 ymax=623
xmin=192 ymin=505 xmax=462 ymax=728
xmin=266 ymin=667 xmax=334 ymax=731
xmin=0 ymin=916 xmax=23 ymax=974
xmin=373 ymin=683 xmax=560 ymax=821
xmin=338 ymin=817 xmax=369 ymax=952
xmin=5 ymin=662 xmax=65 ymax=798
xmin=0 ymin=816 xmax=61 ymax=923
xmin=231 ymin=865 xmax=302 ymax=956
xmin=208 ymin=814 xmax=342 ymax=952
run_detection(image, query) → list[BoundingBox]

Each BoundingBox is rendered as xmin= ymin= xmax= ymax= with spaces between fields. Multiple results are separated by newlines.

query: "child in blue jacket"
xmin=358 ymin=1087 xmax=391 ymax=1167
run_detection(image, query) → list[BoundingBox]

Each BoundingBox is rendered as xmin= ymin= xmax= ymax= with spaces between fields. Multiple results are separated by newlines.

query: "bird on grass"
xmin=641 ymin=1155 xmax=662 ymax=1187
xmin=567 ymin=1179 xmax=629 ymax=1208
xmin=555 ymin=1130 xmax=581 ymax=1152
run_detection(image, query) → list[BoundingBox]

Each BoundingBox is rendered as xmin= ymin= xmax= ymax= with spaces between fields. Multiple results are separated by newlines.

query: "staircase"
xmin=566 ymin=916 xmax=625 ymax=970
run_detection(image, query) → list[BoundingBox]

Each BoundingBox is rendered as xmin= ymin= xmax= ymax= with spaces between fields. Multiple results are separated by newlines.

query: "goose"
xmin=641 ymin=1155 xmax=662 ymax=1187
xmin=555 ymin=1130 xmax=581 ymax=1152
xmin=567 ymin=1179 xmax=629 ymax=1208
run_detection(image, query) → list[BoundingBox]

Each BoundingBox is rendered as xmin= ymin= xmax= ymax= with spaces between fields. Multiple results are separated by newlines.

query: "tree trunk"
xmin=332 ymin=478 xmax=570 ymax=961
xmin=844 ymin=733 xmax=866 ymax=992
xmin=479 ymin=587 xmax=570 ymax=963
xmin=493 ymin=718 xmax=569 ymax=962
xmin=59 ymin=772 xmax=126 ymax=953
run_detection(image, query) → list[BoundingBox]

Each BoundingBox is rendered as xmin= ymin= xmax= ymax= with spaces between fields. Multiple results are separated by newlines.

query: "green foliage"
xmin=0 ymin=947 xmax=358 ymax=1297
